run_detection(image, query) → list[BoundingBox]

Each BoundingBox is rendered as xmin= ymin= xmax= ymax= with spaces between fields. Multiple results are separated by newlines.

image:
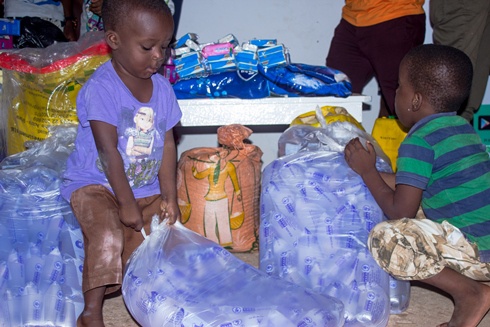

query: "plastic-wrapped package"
xmin=260 ymin=121 xmax=393 ymax=327
xmin=177 ymin=125 xmax=263 ymax=252
xmin=122 ymin=216 xmax=345 ymax=327
xmin=0 ymin=31 xmax=110 ymax=156
xmin=173 ymin=70 xmax=270 ymax=99
xmin=278 ymin=121 xmax=390 ymax=166
xmin=0 ymin=125 xmax=84 ymax=327
xmin=259 ymin=63 xmax=352 ymax=98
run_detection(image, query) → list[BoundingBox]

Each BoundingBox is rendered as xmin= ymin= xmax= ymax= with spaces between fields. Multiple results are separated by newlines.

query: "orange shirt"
xmin=342 ymin=0 xmax=425 ymax=27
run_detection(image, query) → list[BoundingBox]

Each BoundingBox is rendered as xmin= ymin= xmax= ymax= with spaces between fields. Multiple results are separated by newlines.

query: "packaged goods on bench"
xmin=171 ymin=33 xmax=352 ymax=99
xmin=172 ymin=33 xmax=289 ymax=78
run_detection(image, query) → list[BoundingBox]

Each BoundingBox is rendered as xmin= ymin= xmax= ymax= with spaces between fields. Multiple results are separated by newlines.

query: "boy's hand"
xmin=161 ymin=199 xmax=181 ymax=225
xmin=344 ymin=137 xmax=377 ymax=176
xmin=119 ymin=202 xmax=144 ymax=231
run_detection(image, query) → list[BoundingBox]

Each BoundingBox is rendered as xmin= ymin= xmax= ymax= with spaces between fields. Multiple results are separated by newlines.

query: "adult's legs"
xmin=430 ymin=0 xmax=490 ymax=122
xmin=465 ymin=10 xmax=490 ymax=122
xmin=326 ymin=19 xmax=374 ymax=96
xmin=362 ymin=14 xmax=426 ymax=117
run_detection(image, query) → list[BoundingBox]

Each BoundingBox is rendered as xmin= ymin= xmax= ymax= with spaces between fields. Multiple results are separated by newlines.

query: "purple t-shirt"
xmin=61 ymin=61 xmax=182 ymax=201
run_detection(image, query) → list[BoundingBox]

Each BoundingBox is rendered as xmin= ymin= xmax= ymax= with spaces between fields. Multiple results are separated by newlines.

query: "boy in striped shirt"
xmin=345 ymin=44 xmax=490 ymax=327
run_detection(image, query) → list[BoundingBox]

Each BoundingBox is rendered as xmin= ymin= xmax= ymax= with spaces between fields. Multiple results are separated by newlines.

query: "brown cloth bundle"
xmin=176 ymin=125 xmax=263 ymax=252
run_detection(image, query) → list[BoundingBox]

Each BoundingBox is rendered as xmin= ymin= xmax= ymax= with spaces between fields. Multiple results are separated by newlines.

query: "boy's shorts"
xmin=368 ymin=218 xmax=490 ymax=281
xmin=70 ymin=184 xmax=162 ymax=294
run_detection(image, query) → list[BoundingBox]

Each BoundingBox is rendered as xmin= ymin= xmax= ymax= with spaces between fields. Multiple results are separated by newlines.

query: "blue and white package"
xmin=218 ymin=33 xmax=239 ymax=47
xmin=122 ymin=218 xmax=345 ymax=327
xmin=173 ymin=52 xmax=202 ymax=70
xmin=259 ymin=121 xmax=394 ymax=327
xmin=258 ymin=44 xmax=289 ymax=68
xmin=248 ymin=38 xmax=277 ymax=48
xmin=205 ymin=58 xmax=237 ymax=74
xmin=174 ymin=33 xmax=198 ymax=49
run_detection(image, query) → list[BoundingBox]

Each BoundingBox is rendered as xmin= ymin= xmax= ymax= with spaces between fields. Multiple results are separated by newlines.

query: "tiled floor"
xmin=102 ymin=251 xmax=490 ymax=327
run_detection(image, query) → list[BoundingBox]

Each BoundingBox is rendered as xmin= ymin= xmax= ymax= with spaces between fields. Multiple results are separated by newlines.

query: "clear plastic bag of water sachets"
xmin=260 ymin=121 xmax=393 ymax=327
xmin=122 ymin=216 xmax=345 ymax=327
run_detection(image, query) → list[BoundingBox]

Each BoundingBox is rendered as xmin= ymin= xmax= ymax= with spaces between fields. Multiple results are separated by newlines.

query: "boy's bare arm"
xmin=380 ymin=172 xmax=396 ymax=190
xmin=158 ymin=129 xmax=180 ymax=224
xmin=90 ymin=120 xmax=144 ymax=230
xmin=345 ymin=137 xmax=422 ymax=219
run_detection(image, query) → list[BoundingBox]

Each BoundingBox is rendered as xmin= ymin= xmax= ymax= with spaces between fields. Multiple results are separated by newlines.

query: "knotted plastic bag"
xmin=176 ymin=124 xmax=262 ymax=252
xmin=122 ymin=216 xmax=345 ymax=327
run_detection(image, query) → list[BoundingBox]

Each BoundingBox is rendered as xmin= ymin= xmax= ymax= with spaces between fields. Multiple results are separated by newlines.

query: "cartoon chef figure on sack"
xmin=192 ymin=149 xmax=242 ymax=247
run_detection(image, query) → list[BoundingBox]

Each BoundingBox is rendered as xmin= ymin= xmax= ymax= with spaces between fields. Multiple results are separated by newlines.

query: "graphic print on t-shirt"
xmin=96 ymin=105 xmax=165 ymax=188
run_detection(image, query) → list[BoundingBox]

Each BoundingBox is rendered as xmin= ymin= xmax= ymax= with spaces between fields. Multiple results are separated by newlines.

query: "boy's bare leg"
xmin=422 ymin=267 xmax=490 ymax=327
xmin=77 ymin=286 xmax=106 ymax=327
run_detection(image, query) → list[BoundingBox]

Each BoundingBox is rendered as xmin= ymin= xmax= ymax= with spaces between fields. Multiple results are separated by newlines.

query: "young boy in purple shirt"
xmin=61 ymin=0 xmax=181 ymax=325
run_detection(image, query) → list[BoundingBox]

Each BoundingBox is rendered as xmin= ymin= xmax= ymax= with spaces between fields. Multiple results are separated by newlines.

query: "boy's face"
xmin=395 ymin=60 xmax=416 ymax=129
xmin=108 ymin=9 xmax=174 ymax=80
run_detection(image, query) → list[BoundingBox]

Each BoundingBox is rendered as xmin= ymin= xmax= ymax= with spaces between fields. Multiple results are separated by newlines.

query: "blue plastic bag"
xmin=173 ymin=70 xmax=270 ymax=99
xmin=172 ymin=63 xmax=352 ymax=99
xmin=259 ymin=63 xmax=352 ymax=97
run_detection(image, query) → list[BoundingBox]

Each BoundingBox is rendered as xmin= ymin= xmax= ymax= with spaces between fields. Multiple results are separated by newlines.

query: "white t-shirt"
xmin=4 ymin=0 xmax=65 ymax=22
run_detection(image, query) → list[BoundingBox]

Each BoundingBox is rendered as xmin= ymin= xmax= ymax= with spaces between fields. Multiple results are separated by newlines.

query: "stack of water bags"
xmin=122 ymin=216 xmax=345 ymax=327
xmin=260 ymin=121 xmax=393 ymax=327
xmin=0 ymin=125 xmax=84 ymax=327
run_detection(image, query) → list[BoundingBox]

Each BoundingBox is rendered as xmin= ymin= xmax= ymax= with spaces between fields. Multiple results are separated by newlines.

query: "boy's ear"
xmin=411 ymin=92 xmax=423 ymax=112
xmin=105 ymin=30 xmax=120 ymax=50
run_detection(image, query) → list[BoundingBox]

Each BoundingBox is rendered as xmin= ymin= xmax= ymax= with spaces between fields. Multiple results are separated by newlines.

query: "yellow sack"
xmin=0 ymin=35 xmax=111 ymax=155
xmin=371 ymin=117 xmax=408 ymax=172
xmin=290 ymin=105 xmax=364 ymax=131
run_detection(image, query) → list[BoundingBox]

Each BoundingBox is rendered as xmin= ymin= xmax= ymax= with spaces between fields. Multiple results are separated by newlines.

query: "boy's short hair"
xmin=404 ymin=44 xmax=473 ymax=113
xmin=102 ymin=0 xmax=172 ymax=31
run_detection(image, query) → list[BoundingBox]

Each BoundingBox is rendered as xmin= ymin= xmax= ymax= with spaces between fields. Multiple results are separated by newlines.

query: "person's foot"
xmin=439 ymin=283 xmax=490 ymax=327
xmin=77 ymin=312 xmax=105 ymax=327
